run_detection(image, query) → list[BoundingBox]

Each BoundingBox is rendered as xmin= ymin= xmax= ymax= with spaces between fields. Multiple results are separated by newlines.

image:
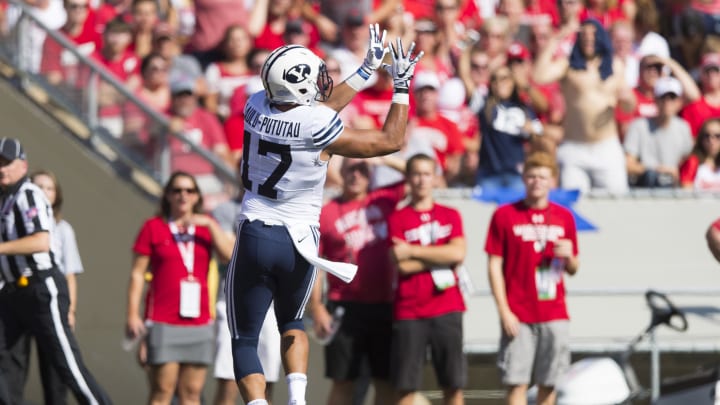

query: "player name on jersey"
xmin=244 ymin=105 xmax=301 ymax=138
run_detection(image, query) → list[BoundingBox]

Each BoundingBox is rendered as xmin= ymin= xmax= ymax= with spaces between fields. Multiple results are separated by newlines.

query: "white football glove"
xmin=359 ymin=23 xmax=388 ymax=75
xmin=383 ymin=38 xmax=424 ymax=91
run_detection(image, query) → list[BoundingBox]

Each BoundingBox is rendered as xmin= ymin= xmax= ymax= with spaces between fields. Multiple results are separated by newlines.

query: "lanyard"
xmin=168 ymin=220 xmax=196 ymax=278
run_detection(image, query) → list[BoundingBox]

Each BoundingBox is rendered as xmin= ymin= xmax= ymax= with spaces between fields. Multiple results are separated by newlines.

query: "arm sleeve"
xmin=132 ymin=220 xmax=153 ymax=256
xmin=484 ymin=210 xmax=504 ymax=257
xmin=20 ymin=188 xmax=53 ymax=234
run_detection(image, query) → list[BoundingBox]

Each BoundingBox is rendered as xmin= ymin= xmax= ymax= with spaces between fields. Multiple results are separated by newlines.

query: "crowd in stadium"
xmin=2 ymin=0 xmax=720 ymax=199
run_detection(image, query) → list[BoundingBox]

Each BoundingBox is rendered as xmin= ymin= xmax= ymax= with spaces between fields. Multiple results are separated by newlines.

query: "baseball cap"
xmin=653 ymin=76 xmax=683 ymax=98
xmin=413 ymin=71 xmax=441 ymax=91
xmin=507 ymin=42 xmax=531 ymax=62
xmin=701 ymin=53 xmax=720 ymax=71
xmin=0 ymin=138 xmax=26 ymax=161
xmin=344 ymin=8 xmax=365 ymax=27
xmin=170 ymin=75 xmax=196 ymax=95
xmin=285 ymin=18 xmax=306 ymax=35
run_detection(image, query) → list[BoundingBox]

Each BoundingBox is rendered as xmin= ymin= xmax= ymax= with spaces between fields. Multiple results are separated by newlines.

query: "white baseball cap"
xmin=413 ymin=71 xmax=441 ymax=91
xmin=653 ymin=76 xmax=682 ymax=98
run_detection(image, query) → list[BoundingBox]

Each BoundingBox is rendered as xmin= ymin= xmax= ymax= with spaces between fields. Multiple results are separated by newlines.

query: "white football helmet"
xmin=261 ymin=45 xmax=334 ymax=106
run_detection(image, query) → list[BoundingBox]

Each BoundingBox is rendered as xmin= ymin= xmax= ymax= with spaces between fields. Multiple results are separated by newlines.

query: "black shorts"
xmin=325 ymin=301 xmax=393 ymax=381
xmin=390 ymin=312 xmax=467 ymax=391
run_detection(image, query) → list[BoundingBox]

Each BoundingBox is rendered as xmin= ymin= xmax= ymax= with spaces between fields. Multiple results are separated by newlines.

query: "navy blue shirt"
xmin=478 ymin=100 xmax=539 ymax=178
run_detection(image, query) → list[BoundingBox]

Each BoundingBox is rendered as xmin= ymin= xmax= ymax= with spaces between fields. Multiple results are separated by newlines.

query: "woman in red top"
xmin=126 ymin=171 xmax=234 ymax=405
xmin=680 ymin=118 xmax=720 ymax=190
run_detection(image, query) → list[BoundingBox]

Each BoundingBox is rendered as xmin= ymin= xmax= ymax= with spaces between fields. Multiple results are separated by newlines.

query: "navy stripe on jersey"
xmin=312 ymin=114 xmax=343 ymax=147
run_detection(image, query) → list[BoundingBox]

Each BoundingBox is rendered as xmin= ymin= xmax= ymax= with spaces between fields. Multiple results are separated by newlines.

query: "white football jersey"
xmin=240 ymin=91 xmax=343 ymax=226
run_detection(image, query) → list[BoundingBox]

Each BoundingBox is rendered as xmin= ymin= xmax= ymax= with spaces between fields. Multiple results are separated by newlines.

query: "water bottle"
xmin=551 ymin=257 xmax=566 ymax=279
xmin=121 ymin=321 xmax=151 ymax=352
xmin=314 ymin=306 xmax=345 ymax=346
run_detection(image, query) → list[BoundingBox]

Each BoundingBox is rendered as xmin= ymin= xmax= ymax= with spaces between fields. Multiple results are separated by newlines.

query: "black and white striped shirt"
xmin=0 ymin=178 xmax=57 ymax=283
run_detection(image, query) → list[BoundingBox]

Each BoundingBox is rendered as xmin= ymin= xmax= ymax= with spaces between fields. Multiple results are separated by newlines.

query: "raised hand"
xmin=361 ymin=23 xmax=388 ymax=73
xmin=384 ymin=37 xmax=424 ymax=91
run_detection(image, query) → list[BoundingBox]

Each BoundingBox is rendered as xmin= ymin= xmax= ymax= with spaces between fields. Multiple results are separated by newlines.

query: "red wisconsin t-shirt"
xmin=681 ymin=97 xmax=720 ymax=137
xmin=319 ymin=183 xmax=405 ymax=303
xmin=388 ymin=203 xmax=466 ymax=320
xmin=133 ymin=217 xmax=214 ymax=325
xmin=485 ymin=201 xmax=578 ymax=323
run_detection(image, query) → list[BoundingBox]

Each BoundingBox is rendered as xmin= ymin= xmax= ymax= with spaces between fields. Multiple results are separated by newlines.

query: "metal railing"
xmin=0 ymin=0 xmax=237 ymax=198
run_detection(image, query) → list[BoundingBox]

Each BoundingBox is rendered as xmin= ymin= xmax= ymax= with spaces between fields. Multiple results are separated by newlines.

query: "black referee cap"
xmin=0 ymin=138 xmax=26 ymax=161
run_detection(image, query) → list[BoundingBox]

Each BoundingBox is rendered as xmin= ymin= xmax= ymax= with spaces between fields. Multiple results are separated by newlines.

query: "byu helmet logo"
xmin=284 ymin=64 xmax=311 ymax=83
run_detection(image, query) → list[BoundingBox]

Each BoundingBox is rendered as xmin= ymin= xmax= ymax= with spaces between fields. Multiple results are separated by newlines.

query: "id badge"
xmin=431 ymin=268 xmax=457 ymax=291
xmin=535 ymin=264 xmax=559 ymax=301
xmin=179 ymin=278 xmax=201 ymax=318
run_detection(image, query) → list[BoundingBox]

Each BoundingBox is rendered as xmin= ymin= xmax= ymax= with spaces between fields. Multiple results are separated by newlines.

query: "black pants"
xmin=0 ymin=268 xmax=111 ymax=405
xmin=4 ymin=332 xmax=69 ymax=405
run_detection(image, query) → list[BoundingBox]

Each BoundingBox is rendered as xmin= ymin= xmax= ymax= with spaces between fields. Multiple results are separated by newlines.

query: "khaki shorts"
xmin=497 ymin=320 xmax=570 ymax=387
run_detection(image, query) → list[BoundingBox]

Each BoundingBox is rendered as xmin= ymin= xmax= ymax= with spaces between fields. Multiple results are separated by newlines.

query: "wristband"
xmin=346 ymin=66 xmax=372 ymax=91
xmin=392 ymin=91 xmax=409 ymax=105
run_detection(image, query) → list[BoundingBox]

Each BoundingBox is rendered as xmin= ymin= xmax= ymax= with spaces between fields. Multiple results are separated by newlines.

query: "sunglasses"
xmin=471 ymin=63 xmax=488 ymax=70
xmin=171 ymin=187 xmax=198 ymax=195
xmin=658 ymin=93 xmax=678 ymax=101
xmin=702 ymin=133 xmax=720 ymax=140
xmin=491 ymin=74 xmax=512 ymax=82
xmin=641 ymin=63 xmax=663 ymax=71
xmin=66 ymin=2 xmax=88 ymax=9
xmin=435 ymin=4 xmax=457 ymax=11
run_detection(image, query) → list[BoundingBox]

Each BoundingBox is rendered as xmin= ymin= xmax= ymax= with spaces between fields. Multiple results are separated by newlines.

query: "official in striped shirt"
xmin=0 ymin=138 xmax=111 ymax=405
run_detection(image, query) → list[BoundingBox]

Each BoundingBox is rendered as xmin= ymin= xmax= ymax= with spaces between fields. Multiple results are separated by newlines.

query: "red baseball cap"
xmin=507 ymin=42 xmax=531 ymax=62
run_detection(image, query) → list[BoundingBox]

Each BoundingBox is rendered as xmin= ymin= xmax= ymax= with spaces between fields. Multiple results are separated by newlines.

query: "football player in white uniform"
xmin=224 ymin=25 xmax=422 ymax=405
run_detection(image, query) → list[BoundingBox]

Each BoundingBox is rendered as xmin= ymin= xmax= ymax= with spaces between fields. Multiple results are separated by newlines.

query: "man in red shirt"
xmin=167 ymin=75 xmax=232 ymax=208
xmin=388 ymin=153 xmax=467 ymax=405
xmin=311 ymin=158 xmax=405 ymax=405
xmin=408 ymin=71 xmax=465 ymax=186
xmin=485 ymin=151 xmax=579 ymax=405
xmin=40 ymin=0 xmax=101 ymax=87
xmin=681 ymin=53 xmax=720 ymax=137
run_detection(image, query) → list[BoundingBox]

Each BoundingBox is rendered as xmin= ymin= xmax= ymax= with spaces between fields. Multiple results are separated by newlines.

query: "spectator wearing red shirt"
xmin=91 ymin=18 xmax=140 ymax=86
xmin=89 ymin=18 xmax=141 ymax=138
xmin=126 ymin=172 xmax=234 ymax=405
xmin=94 ymin=0 xmax=131 ymax=32
xmin=679 ymin=118 xmax=720 ymax=190
xmin=311 ymin=158 xmax=405 ymax=405
xmin=388 ymin=154 xmax=467 ymax=405
xmin=249 ymin=0 xmax=319 ymax=52
xmin=167 ymin=76 xmax=233 ymax=207
xmin=681 ymin=53 xmax=720 ymax=137
xmin=40 ymin=0 xmax=101 ymax=87
xmin=485 ymin=152 xmax=579 ymax=405
xmin=411 ymin=18 xmax=454 ymax=84
xmin=129 ymin=0 xmax=159 ymax=59
xmin=408 ymin=71 xmax=465 ymax=186
xmin=204 ymin=25 xmax=254 ymax=120
xmin=578 ymin=0 xmax=629 ymax=29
